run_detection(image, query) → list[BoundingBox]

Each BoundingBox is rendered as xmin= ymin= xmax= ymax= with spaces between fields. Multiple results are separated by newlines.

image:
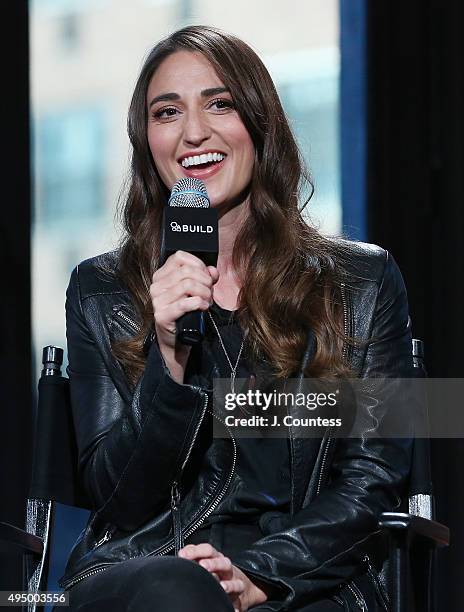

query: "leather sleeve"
xmin=66 ymin=266 xmax=206 ymax=531
xmin=232 ymin=252 xmax=414 ymax=602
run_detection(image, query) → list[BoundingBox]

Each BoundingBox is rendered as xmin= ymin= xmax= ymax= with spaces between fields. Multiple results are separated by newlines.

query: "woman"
xmin=61 ymin=25 xmax=413 ymax=611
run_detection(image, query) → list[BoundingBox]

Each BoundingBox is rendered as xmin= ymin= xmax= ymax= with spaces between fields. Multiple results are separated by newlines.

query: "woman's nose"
xmin=182 ymin=111 xmax=211 ymax=146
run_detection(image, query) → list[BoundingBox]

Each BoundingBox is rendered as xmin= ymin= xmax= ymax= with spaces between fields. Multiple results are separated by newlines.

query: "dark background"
xmin=0 ymin=0 xmax=32 ymax=593
xmin=366 ymin=2 xmax=464 ymax=609
xmin=1 ymin=1 xmax=463 ymax=608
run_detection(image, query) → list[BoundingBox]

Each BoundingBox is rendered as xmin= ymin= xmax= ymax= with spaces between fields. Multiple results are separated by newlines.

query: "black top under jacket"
xmin=198 ymin=302 xmax=291 ymax=526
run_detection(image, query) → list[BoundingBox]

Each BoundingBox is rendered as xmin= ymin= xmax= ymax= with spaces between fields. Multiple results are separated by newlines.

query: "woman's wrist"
xmin=243 ymin=570 xmax=290 ymax=609
xmin=235 ymin=571 xmax=269 ymax=609
xmin=246 ymin=580 xmax=268 ymax=607
xmin=157 ymin=341 xmax=191 ymax=384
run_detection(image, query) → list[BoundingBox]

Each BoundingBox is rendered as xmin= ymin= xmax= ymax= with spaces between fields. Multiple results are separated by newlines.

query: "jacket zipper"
xmin=315 ymin=435 xmax=333 ymax=496
xmin=113 ymin=306 xmax=213 ymax=553
xmin=347 ymin=581 xmax=368 ymax=612
xmin=171 ymin=480 xmax=183 ymax=553
xmin=65 ymin=393 xmax=237 ymax=588
xmin=149 ymin=408 xmax=237 ymax=557
xmin=93 ymin=527 xmax=115 ymax=549
xmin=364 ymin=554 xmax=389 ymax=610
xmin=169 ymin=390 xmax=209 ymax=553
xmin=340 ymin=282 xmax=349 ymax=362
xmin=64 ymin=564 xmax=113 ymax=589
xmin=315 ymin=283 xmax=351 ymax=498
xmin=112 ymin=307 xmax=141 ymax=332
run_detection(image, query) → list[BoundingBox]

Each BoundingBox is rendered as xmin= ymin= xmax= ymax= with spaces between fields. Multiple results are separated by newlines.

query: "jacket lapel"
xmin=287 ymin=329 xmax=324 ymax=513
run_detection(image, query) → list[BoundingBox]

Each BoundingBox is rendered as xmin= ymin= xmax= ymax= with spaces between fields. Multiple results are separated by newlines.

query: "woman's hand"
xmin=150 ymin=251 xmax=219 ymax=382
xmin=178 ymin=543 xmax=268 ymax=611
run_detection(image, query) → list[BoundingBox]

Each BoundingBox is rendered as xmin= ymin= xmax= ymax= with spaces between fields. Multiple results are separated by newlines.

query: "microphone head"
xmin=168 ymin=177 xmax=210 ymax=208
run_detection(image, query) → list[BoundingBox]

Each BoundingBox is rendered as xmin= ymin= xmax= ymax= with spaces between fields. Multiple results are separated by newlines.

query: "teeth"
xmin=181 ymin=153 xmax=225 ymax=167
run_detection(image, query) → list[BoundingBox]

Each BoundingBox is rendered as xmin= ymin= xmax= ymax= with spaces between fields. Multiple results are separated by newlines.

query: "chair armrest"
xmin=379 ymin=512 xmax=450 ymax=547
xmin=0 ymin=521 xmax=43 ymax=554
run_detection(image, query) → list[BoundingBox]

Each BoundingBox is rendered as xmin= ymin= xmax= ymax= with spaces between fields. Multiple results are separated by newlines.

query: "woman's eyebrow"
xmin=149 ymin=87 xmax=230 ymax=108
xmin=201 ymin=87 xmax=229 ymax=97
xmin=149 ymin=92 xmax=179 ymax=107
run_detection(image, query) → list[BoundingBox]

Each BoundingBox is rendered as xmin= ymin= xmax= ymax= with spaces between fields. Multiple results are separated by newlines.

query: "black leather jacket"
xmin=60 ymin=241 xmax=413 ymax=611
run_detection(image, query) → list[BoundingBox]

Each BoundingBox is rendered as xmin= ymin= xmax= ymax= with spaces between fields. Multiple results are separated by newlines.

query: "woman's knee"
xmin=67 ymin=556 xmax=234 ymax=612
xmin=127 ymin=556 xmax=233 ymax=610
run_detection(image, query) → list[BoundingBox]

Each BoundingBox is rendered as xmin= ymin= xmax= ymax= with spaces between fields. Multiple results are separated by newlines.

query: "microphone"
xmin=160 ymin=177 xmax=218 ymax=345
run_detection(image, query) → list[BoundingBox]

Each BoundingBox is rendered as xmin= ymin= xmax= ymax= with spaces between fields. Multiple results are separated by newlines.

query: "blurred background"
xmin=2 ymin=0 xmax=464 ymax=609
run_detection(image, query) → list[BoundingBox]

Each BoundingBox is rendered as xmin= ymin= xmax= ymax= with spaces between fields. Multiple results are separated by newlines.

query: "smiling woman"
xmin=60 ymin=25 xmax=414 ymax=612
xmin=146 ymin=51 xmax=255 ymax=214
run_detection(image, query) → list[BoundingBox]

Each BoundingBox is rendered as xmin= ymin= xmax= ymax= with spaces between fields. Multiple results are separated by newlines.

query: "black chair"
xmin=0 ymin=347 xmax=91 ymax=611
xmin=0 ymin=341 xmax=450 ymax=612
xmin=378 ymin=339 xmax=449 ymax=611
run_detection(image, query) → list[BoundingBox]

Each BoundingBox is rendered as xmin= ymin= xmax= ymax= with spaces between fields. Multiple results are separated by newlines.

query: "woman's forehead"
xmin=147 ymin=51 xmax=225 ymax=98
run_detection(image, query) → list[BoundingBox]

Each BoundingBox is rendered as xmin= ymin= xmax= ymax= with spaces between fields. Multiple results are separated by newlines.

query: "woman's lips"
xmin=180 ymin=158 xmax=225 ymax=180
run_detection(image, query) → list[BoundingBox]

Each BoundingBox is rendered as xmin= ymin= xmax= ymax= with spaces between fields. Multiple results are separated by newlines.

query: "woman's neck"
xmin=213 ymin=200 xmax=249 ymax=310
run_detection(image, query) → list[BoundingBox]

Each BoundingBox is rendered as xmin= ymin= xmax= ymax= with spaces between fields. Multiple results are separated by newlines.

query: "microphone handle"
xmin=176 ymin=310 xmax=206 ymax=345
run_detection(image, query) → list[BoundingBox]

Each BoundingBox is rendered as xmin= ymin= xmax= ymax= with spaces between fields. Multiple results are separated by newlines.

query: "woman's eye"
xmin=152 ymin=107 xmax=178 ymax=120
xmin=208 ymin=98 xmax=235 ymax=111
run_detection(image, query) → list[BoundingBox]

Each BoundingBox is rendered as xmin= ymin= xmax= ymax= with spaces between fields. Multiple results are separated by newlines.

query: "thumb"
xmin=207 ymin=265 xmax=220 ymax=284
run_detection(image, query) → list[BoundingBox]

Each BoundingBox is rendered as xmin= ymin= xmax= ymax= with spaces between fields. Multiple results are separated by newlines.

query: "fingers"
xmin=207 ymin=265 xmax=220 ymax=284
xmin=177 ymin=545 xmax=245 ymax=609
xmin=178 ymin=543 xmax=222 ymax=561
xmin=220 ymin=579 xmax=245 ymax=596
xmin=155 ymin=274 xmax=213 ymax=302
xmin=153 ymin=251 xmax=216 ymax=284
xmin=152 ymin=280 xmax=212 ymax=315
xmin=198 ymin=556 xmax=232 ymax=575
xmin=178 ymin=546 xmax=238 ymax=588
xmin=155 ymin=251 xmax=207 ymax=279
xmin=151 ymin=271 xmax=214 ymax=309
xmin=150 ymin=252 xmax=219 ymax=336
xmin=154 ymin=296 xmax=211 ymax=331
xmin=153 ymin=262 xmax=214 ymax=291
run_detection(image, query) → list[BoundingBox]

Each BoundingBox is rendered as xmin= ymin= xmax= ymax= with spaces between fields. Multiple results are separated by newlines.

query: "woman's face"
xmin=146 ymin=51 xmax=255 ymax=211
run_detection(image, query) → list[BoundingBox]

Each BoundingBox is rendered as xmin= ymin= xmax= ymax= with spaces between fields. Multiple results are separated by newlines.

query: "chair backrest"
xmin=29 ymin=364 xmax=89 ymax=508
xmin=25 ymin=346 xmax=90 ymax=606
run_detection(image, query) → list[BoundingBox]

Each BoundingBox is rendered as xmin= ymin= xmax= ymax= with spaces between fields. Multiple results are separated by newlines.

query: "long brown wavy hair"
xmin=113 ymin=25 xmax=352 ymax=386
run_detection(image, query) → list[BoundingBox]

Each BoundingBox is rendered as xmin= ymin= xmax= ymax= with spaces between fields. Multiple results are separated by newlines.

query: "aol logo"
xmin=170 ymin=221 xmax=182 ymax=232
